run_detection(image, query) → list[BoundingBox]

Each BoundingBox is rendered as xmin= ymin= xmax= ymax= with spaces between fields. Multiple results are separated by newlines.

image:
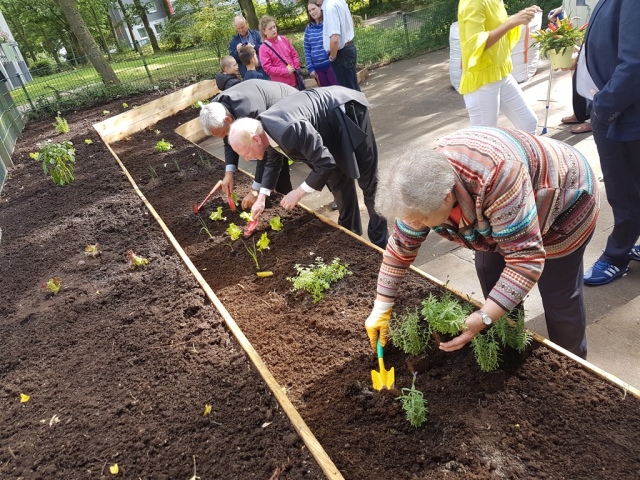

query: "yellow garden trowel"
xmin=371 ymin=338 xmax=395 ymax=390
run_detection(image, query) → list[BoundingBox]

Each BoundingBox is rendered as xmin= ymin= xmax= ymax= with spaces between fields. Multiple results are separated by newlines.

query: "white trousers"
xmin=463 ymin=74 xmax=538 ymax=134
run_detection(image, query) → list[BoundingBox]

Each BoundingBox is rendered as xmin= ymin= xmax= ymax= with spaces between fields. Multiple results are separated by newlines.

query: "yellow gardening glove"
xmin=365 ymin=300 xmax=394 ymax=351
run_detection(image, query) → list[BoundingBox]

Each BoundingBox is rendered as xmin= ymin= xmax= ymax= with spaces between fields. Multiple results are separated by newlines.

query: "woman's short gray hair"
xmin=199 ymin=102 xmax=228 ymax=132
xmin=228 ymin=117 xmax=264 ymax=148
xmin=375 ymin=148 xmax=455 ymax=220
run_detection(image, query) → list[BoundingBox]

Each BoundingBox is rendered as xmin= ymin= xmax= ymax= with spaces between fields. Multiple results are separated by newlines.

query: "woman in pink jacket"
xmin=258 ymin=15 xmax=301 ymax=88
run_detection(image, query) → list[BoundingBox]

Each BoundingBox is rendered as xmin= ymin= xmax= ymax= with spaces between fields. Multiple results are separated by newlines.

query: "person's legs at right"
xmin=463 ymin=80 xmax=501 ymax=127
xmin=327 ymin=170 xmax=362 ymax=235
xmin=498 ymin=74 xmax=538 ymax=134
xmin=537 ymin=243 xmax=589 ymax=359
xmin=332 ymin=43 xmax=360 ymax=91
xmin=585 ymin=116 xmax=640 ymax=285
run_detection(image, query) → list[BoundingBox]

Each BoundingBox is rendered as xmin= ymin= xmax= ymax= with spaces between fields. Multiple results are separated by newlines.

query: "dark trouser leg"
xmin=349 ymin=105 xmax=388 ymax=248
xmin=274 ymin=157 xmax=293 ymax=195
xmin=591 ymin=116 xmax=640 ymax=267
xmin=327 ymin=170 xmax=362 ymax=235
xmin=332 ymin=43 xmax=360 ymax=91
xmin=537 ymin=241 xmax=589 ymax=359
xmin=475 ymin=248 xmax=588 ymax=359
xmin=572 ymin=70 xmax=589 ymax=123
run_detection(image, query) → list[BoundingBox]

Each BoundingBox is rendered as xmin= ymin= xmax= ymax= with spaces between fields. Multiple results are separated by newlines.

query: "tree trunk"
xmin=53 ymin=0 xmax=120 ymax=85
xmin=133 ymin=0 xmax=160 ymax=54
xmin=238 ymin=0 xmax=258 ymax=30
xmin=116 ymin=0 xmax=138 ymax=51
xmin=90 ymin=7 xmax=112 ymax=61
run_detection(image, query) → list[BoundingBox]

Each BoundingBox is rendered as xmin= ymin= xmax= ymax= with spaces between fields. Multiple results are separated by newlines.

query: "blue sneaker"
xmin=631 ymin=245 xmax=640 ymax=262
xmin=584 ymin=260 xmax=629 ymax=286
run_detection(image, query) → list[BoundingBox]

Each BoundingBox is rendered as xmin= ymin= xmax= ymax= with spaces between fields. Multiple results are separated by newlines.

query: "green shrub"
xmin=30 ymin=140 xmax=76 ymax=186
xmin=389 ymin=307 xmax=430 ymax=356
xmin=287 ymin=257 xmax=352 ymax=303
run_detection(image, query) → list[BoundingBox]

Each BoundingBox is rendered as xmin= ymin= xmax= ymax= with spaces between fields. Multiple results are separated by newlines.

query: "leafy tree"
xmin=53 ymin=0 xmax=120 ymax=85
xmin=237 ymin=0 xmax=258 ymax=30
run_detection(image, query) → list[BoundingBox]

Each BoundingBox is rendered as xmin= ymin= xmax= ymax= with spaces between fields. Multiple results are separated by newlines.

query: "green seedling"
xmin=197 ymin=151 xmax=212 ymax=168
xmin=192 ymin=99 xmax=209 ymax=108
xmin=256 ymin=232 xmax=270 ymax=252
xmin=172 ymin=158 xmax=181 ymax=171
xmin=226 ymin=223 xmax=242 ymax=241
xmin=84 ymin=244 xmax=101 ymax=257
xmin=122 ymin=102 xmax=129 ymax=108
xmin=269 ymin=216 xmax=283 ymax=231
xmin=127 ymin=250 xmax=149 ymax=268
xmin=231 ymin=192 xmax=238 ymax=204
xmin=40 ymin=277 xmax=62 ymax=295
xmin=243 ymin=240 xmax=260 ymax=270
xmin=287 ymin=257 xmax=352 ymax=303
xmin=471 ymin=330 xmax=501 ymax=372
xmin=239 ymin=211 xmax=252 ymax=222
xmin=209 ymin=206 xmax=226 ymax=222
xmin=421 ymin=291 xmax=470 ymax=336
xmin=148 ymin=163 xmax=158 ymax=181
xmin=155 ymin=139 xmax=173 ymax=152
xmin=397 ymin=372 xmax=428 ymax=428
xmin=199 ymin=217 xmax=213 ymax=239
xmin=389 ymin=307 xmax=430 ymax=356
xmin=154 ymin=129 xmax=161 ymax=135
xmin=53 ymin=114 xmax=69 ymax=134
xmin=102 ymin=110 xmax=110 ymax=115
xmin=84 ymin=139 xmax=93 ymax=145
xmin=30 ymin=140 xmax=76 ymax=186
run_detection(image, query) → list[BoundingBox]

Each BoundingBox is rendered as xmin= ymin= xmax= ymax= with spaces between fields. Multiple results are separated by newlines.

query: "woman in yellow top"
xmin=458 ymin=1 xmax=540 ymax=133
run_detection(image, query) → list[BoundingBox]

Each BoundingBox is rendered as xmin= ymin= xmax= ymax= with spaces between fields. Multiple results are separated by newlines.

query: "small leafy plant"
xmin=256 ymin=232 xmax=270 ymax=252
xmin=226 ymin=223 xmax=242 ymax=241
xmin=243 ymin=240 xmax=260 ymax=269
xmin=287 ymin=257 xmax=352 ymax=303
xmin=30 ymin=140 xmax=76 ymax=186
xmin=199 ymin=217 xmax=213 ymax=239
xmin=421 ymin=292 xmax=470 ymax=336
xmin=209 ymin=206 xmax=226 ymax=222
xmin=84 ymin=244 xmax=101 ymax=257
xmin=84 ymin=139 xmax=93 ymax=145
xmin=53 ymin=113 xmax=69 ymax=134
xmin=122 ymin=102 xmax=129 ymax=108
xmin=155 ymin=139 xmax=173 ymax=152
xmin=40 ymin=277 xmax=62 ymax=294
xmin=192 ymin=100 xmax=209 ymax=108
xmin=270 ymin=216 xmax=283 ymax=231
xmin=397 ymin=372 xmax=428 ymax=428
xmin=127 ymin=250 xmax=149 ymax=268
xmin=389 ymin=307 xmax=430 ymax=356
xmin=239 ymin=211 xmax=252 ymax=222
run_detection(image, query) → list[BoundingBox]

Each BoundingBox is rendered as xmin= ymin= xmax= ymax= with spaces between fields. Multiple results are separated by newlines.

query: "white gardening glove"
xmin=365 ymin=299 xmax=394 ymax=351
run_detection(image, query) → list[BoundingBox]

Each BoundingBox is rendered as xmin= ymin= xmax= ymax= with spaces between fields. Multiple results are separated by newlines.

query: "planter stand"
xmin=93 ymin=81 xmax=640 ymax=477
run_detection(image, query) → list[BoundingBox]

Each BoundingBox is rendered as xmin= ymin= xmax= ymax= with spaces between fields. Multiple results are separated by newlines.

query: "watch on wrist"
xmin=251 ymin=190 xmax=258 ymax=197
xmin=477 ymin=309 xmax=493 ymax=326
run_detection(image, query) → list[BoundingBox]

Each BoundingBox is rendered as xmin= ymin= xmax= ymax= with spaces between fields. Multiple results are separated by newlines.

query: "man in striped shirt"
xmin=365 ymin=127 xmax=599 ymax=359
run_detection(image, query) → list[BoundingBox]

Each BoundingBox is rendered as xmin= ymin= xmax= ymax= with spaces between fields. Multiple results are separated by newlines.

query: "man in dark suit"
xmin=227 ymin=86 xmax=388 ymax=248
xmin=580 ymin=0 xmax=640 ymax=285
xmin=199 ymin=80 xmax=297 ymax=209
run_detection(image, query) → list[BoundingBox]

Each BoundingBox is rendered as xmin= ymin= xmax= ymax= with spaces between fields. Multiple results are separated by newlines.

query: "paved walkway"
xmin=200 ymin=49 xmax=640 ymax=389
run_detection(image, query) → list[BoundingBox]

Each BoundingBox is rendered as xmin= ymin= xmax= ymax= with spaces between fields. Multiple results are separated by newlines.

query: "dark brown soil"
xmin=2 ymin=89 xmax=639 ymax=480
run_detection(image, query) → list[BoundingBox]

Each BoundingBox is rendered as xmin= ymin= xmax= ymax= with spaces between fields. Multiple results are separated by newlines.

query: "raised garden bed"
xmin=2 ymin=84 xmax=639 ymax=479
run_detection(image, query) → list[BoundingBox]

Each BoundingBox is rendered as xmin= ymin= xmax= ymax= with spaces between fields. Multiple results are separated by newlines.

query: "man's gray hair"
xmin=375 ymin=148 xmax=456 ymax=220
xmin=233 ymin=16 xmax=247 ymax=26
xmin=228 ymin=117 xmax=264 ymax=148
xmin=199 ymin=102 xmax=229 ymax=133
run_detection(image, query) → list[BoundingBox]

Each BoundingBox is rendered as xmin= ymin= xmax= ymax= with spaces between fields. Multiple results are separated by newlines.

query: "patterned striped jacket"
xmin=377 ymin=127 xmax=600 ymax=312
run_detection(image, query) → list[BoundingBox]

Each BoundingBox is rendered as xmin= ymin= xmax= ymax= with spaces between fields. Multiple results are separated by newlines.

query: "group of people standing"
xmin=203 ymin=0 xmax=639 ymax=366
xmin=221 ymin=0 xmax=359 ymax=92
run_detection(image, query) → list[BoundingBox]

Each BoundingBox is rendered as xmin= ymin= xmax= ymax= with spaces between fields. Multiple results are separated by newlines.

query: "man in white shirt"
xmin=320 ymin=0 xmax=360 ymax=91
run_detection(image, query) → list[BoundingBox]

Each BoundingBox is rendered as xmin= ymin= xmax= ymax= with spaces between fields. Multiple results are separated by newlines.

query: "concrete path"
xmin=200 ymin=49 xmax=640 ymax=389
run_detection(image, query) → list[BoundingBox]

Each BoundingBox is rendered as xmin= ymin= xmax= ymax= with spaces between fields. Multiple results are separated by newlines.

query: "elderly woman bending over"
xmin=365 ymin=127 xmax=599 ymax=359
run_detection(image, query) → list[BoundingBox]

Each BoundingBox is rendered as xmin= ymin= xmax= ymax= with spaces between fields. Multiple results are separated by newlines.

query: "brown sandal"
xmin=561 ymin=114 xmax=580 ymax=125
xmin=571 ymin=122 xmax=592 ymax=134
